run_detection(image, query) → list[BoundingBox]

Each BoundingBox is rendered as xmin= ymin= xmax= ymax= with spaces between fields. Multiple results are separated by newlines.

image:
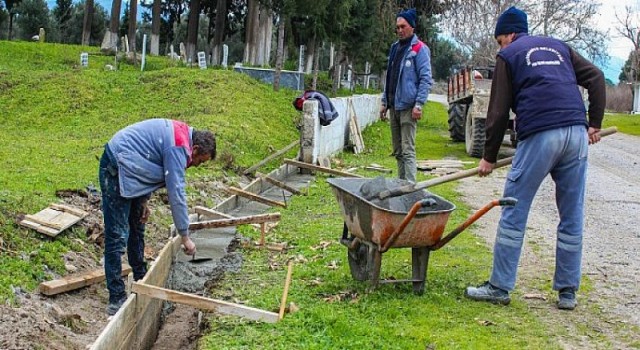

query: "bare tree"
xmin=442 ymin=0 xmax=607 ymax=67
xmin=616 ymin=5 xmax=640 ymax=82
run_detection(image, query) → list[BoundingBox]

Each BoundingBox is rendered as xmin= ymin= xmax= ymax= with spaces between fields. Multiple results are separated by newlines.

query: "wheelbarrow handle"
xmin=377 ymin=126 xmax=618 ymax=200
xmin=431 ymin=197 xmax=517 ymax=251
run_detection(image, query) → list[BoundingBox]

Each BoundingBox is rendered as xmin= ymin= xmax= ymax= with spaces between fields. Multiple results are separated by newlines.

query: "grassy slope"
xmin=0 ymin=40 xmax=299 ymax=301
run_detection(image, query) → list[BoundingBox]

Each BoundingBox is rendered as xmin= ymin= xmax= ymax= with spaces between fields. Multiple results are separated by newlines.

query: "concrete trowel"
xmin=189 ymin=253 xmax=213 ymax=264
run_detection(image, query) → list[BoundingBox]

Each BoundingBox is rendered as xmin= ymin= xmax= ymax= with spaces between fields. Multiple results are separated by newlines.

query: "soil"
xmin=1 ymin=131 xmax=638 ymax=349
xmin=457 ymin=132 xmax=640 ymax=349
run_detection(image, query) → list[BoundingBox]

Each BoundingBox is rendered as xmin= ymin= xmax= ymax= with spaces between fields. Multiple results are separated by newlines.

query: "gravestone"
xmin=298 ymin=45 xmax=305 ymax=72
xmin=222 ymin=44 xmax=229 ymax=68
xmin=80 ymin=52 xmax=89 ymax=67
xmin=197 ymin=51 xmax=207 ymax=69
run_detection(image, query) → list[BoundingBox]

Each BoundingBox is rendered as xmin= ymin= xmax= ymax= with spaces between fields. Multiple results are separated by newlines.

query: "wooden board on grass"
xmin=40 ymin=264 xmax=132 ymax=296
xmin=20 ymin=203 xmax=89 ymax=237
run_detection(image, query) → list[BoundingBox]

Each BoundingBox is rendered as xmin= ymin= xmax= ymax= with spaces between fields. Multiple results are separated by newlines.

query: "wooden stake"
xmin=278 ymin=260 xmax=294 ymax=320
xmin=194 ymin=206 xmax=260 ymax=229
xmin=243 ymin=141 xmax=299 ymax=175
xmin=226 ymin=186 xmax=287 ymax=208
xmin=284 ymin=159 xmax=363 ymax=178
xmin=260 ymin=223 xmax=266 ymax=246
xmin=132 ymin=282 xmax=279 ymax=323
xmin=188 ymin=213 xmax=281 ymax=231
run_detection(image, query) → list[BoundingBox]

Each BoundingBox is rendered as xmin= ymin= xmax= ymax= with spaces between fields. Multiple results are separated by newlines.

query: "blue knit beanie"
xmin=397 ymin=8 xmax=417 ymax=28
xmin=494 ymin=6 xmax=528 ymax=38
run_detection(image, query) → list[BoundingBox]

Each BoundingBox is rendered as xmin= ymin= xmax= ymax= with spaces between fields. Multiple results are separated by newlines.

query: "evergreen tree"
xmin=53 ymin=0 xmax=72 ymax=42
xmin=15 ymin=0 xmax=50 ymax=40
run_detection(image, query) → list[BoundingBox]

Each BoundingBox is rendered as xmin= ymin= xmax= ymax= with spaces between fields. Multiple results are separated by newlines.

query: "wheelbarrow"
xmin=326 ymin=177 xmax=516 ymax=295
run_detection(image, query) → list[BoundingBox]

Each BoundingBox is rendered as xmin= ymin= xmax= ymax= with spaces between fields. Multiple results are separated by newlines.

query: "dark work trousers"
xmin=99 ymin=146 xmax=150 ymax=303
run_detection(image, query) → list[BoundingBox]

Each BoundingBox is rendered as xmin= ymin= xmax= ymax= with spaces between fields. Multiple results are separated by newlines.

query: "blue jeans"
xmin=390 ymin=108 xmax=417 ymax=183
xmin=489 ymin=125 xmax=588 ymax=292
xmin=99 ymin=146 xmax=150 ymax=303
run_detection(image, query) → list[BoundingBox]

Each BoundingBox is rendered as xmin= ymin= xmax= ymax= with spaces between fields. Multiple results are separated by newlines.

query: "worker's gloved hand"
xmin=181 ymin=235 xmax=197 ymax=256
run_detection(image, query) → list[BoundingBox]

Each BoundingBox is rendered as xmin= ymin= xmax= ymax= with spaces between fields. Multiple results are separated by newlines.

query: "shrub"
xmin=606 ymin=84 xmax=633 ymax=113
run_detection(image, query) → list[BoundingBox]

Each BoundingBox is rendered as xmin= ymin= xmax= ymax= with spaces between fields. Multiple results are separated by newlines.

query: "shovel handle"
xmin=378 ymin=126 xmax=618 ymax=200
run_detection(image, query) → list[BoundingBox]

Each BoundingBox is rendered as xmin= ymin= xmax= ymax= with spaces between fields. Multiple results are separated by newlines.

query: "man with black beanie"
xmin=380 ymin=8 xmax=433 ymax=183
xmin=464 ymin=6 xmax=605 ymax=311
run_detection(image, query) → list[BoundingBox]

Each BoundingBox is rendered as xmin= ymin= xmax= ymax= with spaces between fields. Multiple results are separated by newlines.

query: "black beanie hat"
xmin=397 ymin=8 xmax=417 ymax=28
xmin=494 ymin=6 xmax=528 ymax=38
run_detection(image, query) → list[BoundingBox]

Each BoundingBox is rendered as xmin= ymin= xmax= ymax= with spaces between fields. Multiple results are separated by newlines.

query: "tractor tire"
xmin=465 ymin=116 xmax=486 ymax=158
xmin=448 ymin=103 xmax=467 ymax=142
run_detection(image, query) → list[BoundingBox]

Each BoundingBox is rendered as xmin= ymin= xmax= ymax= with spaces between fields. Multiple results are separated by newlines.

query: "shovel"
xmin=189 ymin=253 xmax=213 ymax=264
xmin=374 ymin=126 xmax=618 ymax=201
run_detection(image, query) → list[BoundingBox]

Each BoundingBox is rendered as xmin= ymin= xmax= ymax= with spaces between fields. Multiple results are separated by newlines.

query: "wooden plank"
xmin=19 ymin=219 xmax=59 ymax=236
xmin=284 ymin=159 xmax=363 ymax=178
xmin=194 ymin=206 xmax=234 ymax=219
xmin=189 ymin=213 xmax=281 ymax=231
xmin=40 ymin=265 xmax=132 ymax=296
xmin=364 ymin=166 xmax=392 ymax=173
xmin=257 ymin=172 xmax=303 ymax=195
xmin=50 ymin=203 xmax=89 ymax=217
xmin=24 ymin=213 xmax=66 ymax=230
xmin=132 ymin=282 xmax=280 ymax=323
xmin=243 ymin=140 xmax=299 ymax=175
xmin=225 ymin=186 xmax=287 ymax=208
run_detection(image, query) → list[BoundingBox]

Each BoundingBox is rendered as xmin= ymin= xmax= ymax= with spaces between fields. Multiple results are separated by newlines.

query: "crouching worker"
xmin=99 ymin=118 xmax=216 ymax=315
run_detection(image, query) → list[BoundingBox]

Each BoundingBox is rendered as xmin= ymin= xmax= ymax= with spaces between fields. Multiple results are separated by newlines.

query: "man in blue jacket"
xmin=99 ymin=119 xmax=216 ymax=315
xmin=464 ymin=7 xmax=605 ymax=310
xmin=380 ymin=8 xmax=433 ymax=184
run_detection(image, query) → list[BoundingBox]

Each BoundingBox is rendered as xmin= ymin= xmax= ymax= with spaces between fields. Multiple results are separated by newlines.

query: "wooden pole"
xmin=278 ymin=260 xmax=294 ymax=320
xmin=243 ymin=141 xmax=299 ymax=175
xmin=188 ymin=213 xmax=281 ymax=231
xmin=132 ymin=282 xmax=279 ymax=323
xmin=284 ymin=159 xmax=363 ymax=178
xmin=226 ymin=186 xmax=287 ymax=208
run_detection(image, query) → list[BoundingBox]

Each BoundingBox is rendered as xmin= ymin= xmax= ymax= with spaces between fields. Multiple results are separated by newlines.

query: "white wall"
xmin=300 ymin=94 xmax=381 ymax=164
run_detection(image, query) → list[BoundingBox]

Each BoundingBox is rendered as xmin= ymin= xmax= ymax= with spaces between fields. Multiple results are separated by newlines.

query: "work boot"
xmin=557 ymin=287 xmax=577 ymax=310
xmin=464 ymin=281 xmax=511 ymax=305
xmin=106 ymin=295 xmax=128 ymax=316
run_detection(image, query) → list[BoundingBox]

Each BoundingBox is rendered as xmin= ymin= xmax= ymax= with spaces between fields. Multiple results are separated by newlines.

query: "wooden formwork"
xmin=90 ymin=163 xmax=304 ymax=350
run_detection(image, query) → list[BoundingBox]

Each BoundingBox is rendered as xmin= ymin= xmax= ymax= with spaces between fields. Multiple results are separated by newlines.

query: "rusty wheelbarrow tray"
xmin=327 ymin=177 xmax=516 ymax=295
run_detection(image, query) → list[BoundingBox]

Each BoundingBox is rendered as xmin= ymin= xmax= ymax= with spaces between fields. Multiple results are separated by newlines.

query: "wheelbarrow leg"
xmin=411 ymin=247 xmax=430 ymax=295
xmin=368 ymin=246 xmax=382 ymax=289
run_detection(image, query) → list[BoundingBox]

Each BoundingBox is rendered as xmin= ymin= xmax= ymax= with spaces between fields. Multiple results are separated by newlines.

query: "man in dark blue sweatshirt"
xmin=464 ymin=7 xmax=605 ymax=311
xmin=99 ymin=119 xmax=216 ymax=315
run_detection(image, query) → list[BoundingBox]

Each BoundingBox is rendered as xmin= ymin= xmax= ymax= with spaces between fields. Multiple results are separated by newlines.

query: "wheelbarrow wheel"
xmin=347 ymin=241 xmax=382 ymax=285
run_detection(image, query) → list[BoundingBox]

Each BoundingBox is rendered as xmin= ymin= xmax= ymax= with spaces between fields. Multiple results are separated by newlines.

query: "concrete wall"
xmin=233 ymin=66 xmax=304 ymax=90
xmin=301 ymin=94 xmax=381 ymax=164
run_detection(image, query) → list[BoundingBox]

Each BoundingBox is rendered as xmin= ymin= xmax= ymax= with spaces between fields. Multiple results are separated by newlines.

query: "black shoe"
xmin=465 ymin=281 xmax=511 ymax=305
xmin=557 ymin=287 xmax=577 ymax=310
xmin=106 ymin=295 xmax=128 ymax=316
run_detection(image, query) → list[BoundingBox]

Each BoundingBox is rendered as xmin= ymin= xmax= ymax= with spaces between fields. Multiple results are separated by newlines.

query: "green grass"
xmin=603 ymin=112 xmax=640 ymax=136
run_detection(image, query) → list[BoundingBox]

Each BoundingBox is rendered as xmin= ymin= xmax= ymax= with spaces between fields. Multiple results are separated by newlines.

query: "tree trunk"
xmin=101 ymin=0 xmax=121 ymax=52
xmin=257 ymin=5 xmax=273 ymax=66
xmin=8 ymin=13 xmax=14 ymax=40
xmin=304 ymin=37 xmax=316 ymax=74
xmin=273 ymin=16 xmax=285 ymax=91
xmin=81 ymin=0 xmax=94 ymax=46
xmin=312 ymin=42 xmax=320 ymax=90
xmin=332 ymin=47 xmax=343 ymax=95
xmin=186 ymin=0 xmax=201 ymax=64
xmin=128 ymin=0 xmax=138 ymax=53
xmin=210 ymin=0 xmax=227 ymax=65
xmin=150 ymin=0 xmax=161 ymax=55
xmin=243 ymin=0 xmax=259 ymax=65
